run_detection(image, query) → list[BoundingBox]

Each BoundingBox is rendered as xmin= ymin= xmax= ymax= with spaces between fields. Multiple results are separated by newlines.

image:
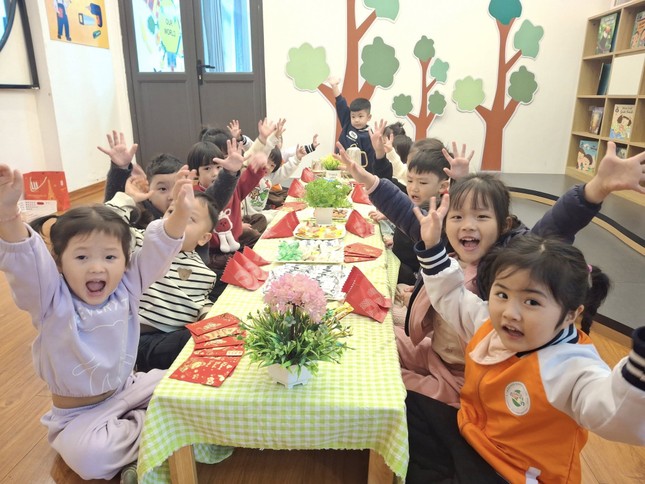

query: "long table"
xmin=137 ymin=201 xmax=409 ymax=483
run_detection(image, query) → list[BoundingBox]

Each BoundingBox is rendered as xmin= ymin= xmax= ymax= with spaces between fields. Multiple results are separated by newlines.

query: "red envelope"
xmin=193 ymin=345 xmax=245 ymax=358
xmin=287 ymin=179 xmax=306 ymax=198
xmin=301 ymin=167 xmax=315 ymax=182
xmin=342 ymin=266 xmax=391 ymax=323
xmin=221 ymin=258 xmax=263 ymax=290
xmin=233 ymin=251 xmax=268 ymax=281
xmin=242 ymin=246 xmax=271 ymax=266
xmin=192 ymin=326 xmax=243 ymax=344
xmin=351 ymin=183 xmax=371 ymax=205
xmin=169 ymin=355 xmax=240 ymax=387
xmin=280 ymin=201 xmax=307 ymax=213
xmin=345 ymin=211 xmax=375 ymax=238
xmin=186 ymin=313 xmax=240 ymax=336
xmin=262 ymin=211 xmax=300 ymax=239
xmin=194 ymin=335 xmax=245 ymax=349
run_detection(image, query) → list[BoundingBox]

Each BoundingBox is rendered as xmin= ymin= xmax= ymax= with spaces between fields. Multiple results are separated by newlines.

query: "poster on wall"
xmin=45 ymin=1 xmax=109 ymax=49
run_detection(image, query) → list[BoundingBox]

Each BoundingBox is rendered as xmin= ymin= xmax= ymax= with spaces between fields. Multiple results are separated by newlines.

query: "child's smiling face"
xmin=59 ymin=231 xmax=127 ymax=305
xmin=445 ymin=191 xmax=501 ymax=265
xmin=488 ymin=267 xmax=579 ymax=353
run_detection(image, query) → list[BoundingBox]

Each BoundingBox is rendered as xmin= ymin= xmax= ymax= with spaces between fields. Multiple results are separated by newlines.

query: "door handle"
xmin=197 ymin=60 xmax=215 ymax=84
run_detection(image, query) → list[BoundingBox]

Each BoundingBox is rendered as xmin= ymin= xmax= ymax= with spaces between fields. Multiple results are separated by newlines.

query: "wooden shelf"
xmin=568 ymin=0 xmax=645 ymax=206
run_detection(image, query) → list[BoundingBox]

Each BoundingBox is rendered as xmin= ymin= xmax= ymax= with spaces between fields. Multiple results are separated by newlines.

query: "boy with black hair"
xmin=328 ymin=76 xmax=393 ymax=179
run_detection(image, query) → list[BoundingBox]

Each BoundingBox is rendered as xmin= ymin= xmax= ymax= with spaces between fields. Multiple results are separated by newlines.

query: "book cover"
xmin=597 ymin=63 xmax=612 ymax=95
xmin=609 ymin=104 xmax=635 ymax=139
xmin=630 ymin=11 xmax=645 ymax=48
xmin=616 ymin=146 xmax=628 ymax=159
xmin=588 ymin=106 xmax=604 ymax=134
xmin=577 ymin=140 xmax=598 ymax=174
xmin=596 ymin=13 xmax=619 ymax=54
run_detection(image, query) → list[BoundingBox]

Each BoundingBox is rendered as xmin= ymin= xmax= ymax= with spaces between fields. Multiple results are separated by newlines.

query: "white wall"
xmin=0 ymin=0 xmax=611 ymax=192
xmin=263 ymin=0 xmax=609 ymax=173
xmin=0 ymin=0 xmax=132 ymax=192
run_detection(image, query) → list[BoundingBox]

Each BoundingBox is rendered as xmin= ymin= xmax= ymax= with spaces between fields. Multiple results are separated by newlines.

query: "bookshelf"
xmin=567 ymin=0 xmax=645 ymax=205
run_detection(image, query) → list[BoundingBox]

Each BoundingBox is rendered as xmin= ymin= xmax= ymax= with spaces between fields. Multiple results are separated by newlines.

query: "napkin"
xmin=243 ymin=246 xmax=271 ymax=266
xmin=345 ymin=211 xmax=375 ymax=238
xmin=341 ymin=266 xmax=391 ymax=323
xmin=221 ymin=257 xmax=264 ymax=290
xmin=262 ymin=211 xmax=300 ymax=239
xmin=344 ymin=242 xmax=382 ymax=263
xmin=301 ymin=167 xmax=315 ymax=182
xmin=280 ymin=201 xmax=307 ymax=213
xmin=287 ymin=179 xmax=306 ymax=198
xmin=233 ymin=251 xmax=268 ymax=281
xmin=351 ymin=183 xmax=371 ymax=205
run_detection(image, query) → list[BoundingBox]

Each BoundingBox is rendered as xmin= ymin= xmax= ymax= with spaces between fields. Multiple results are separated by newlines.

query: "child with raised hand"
xmin=328 ymin=76 xmax=393 ymax=179
xmin=105 ymin=178 xmax=220 ymax=372
xmin=0 ymin=164 xmax=194 ymax=481
xmin=98 ymin=130 xmax=238 ymax=230
xmin=406 ymin=195 xmax=644 ymax=483
xmin=337 ymin=141 xmax=645 ymax=407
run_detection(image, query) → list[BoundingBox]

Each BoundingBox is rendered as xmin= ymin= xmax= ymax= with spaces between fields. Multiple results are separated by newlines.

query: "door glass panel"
xmin=132 ymin=0 xmax=185 ymax=73
xmin=201 ymin=0 xmax=252 ymax=73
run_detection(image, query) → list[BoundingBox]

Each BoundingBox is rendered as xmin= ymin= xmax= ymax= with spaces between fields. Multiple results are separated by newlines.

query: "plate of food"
xmin=276 ymin=240 xmax=344 ymax=264
xmin=294 ymin=221 xmax=346 ymax=240
xmin=332 ymin=208 xmax=351 ymax=221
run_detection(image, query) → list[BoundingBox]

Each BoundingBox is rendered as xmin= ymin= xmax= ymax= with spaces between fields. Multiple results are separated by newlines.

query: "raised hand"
xmin=258 ymin=118 xmax=277 ymax=144
xmin=369 ymin=119 xmax=387 ymax=158
xmin=442 ymin=142 xmax=474 ymax=180
xmin=333 ymin=142 xmax=377 ymax=187
xmin=295 ymin=144 xmax=307 ymax=161
xmin=97 ymin=130 xmax=139 ymax=169
xmin=248 ymin=152 xmax=269 ymax=174
xmin=584 ymin=141 xmax=645 ymax=203
xmin=125 ymin=175 xmax=152 ymax=203
xmin=413 ymin=194 xmax=450 ymax=249
xmin=227 ymin=120 xmax=242 ymax=140
xmin=215 ymin=138 xmax=244 ymax=173
xmin=311 ymin=134 xmax=320 ymax=149
xmin=275 ymin=118 xmax=287 ymax=139
xmin=0 ymin=164 xmax=23 ymax=210
xmin=383 ymin=132 xmax=394 ymax=154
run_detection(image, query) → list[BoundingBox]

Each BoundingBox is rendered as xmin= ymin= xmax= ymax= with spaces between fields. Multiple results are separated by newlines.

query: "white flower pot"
xmin=314 ymin=207 xmax=333 ymax=225
xmin=266 ymin=364 xmax=312 ymax=388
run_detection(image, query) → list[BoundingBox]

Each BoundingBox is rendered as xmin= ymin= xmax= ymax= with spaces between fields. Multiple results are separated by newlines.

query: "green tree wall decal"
xmin=391 ymin=36 xmax=448 ymax=140
xmin=451 ymin=0 xmax=543 ymax=170
xmin=285 ymin=0 xmax=400 ymax=139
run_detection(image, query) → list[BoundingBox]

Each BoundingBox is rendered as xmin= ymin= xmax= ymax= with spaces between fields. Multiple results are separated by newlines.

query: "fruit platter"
xmin=294 ymin=221 xmax=346 ymax=240
xmin=276 ymin=240 xmax=344 ymax=264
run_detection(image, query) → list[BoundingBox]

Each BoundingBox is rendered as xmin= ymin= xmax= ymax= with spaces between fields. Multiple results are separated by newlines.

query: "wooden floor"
xmin=1 ymin=189 xmax=643 ymax=483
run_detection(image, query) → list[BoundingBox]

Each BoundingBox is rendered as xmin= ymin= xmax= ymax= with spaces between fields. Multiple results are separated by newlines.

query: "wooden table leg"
xmin=367 ymin=450 xmax=394 ymax=484
xmin=168 ymin=445 xmax=198 ymax=484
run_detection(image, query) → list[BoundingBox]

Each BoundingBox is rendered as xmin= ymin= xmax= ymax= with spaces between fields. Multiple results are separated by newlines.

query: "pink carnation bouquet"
xmin=241 ymin=273 xmax=351 ymax=374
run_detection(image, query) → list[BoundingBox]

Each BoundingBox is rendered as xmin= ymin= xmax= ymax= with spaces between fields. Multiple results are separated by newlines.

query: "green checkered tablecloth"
xmin=138 ymin=202 xmax=409 ymax=483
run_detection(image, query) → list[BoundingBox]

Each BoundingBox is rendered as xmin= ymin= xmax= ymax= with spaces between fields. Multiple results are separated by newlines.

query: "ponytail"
xmin=580 ymin=265 xmax=611 ymax=334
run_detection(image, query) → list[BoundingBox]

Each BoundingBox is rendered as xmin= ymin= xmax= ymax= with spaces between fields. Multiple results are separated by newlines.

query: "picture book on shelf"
xmin=597 ymin=63 xmax=612 ymax=95
xmin=609 ymin=104 xmax=635 ymax=139
xmin=588 ymin=106 xmax=604 ymax=134
xmin=577 ymin=140 xmax=598 ymax=174
xmin=616 ymin=146 xmax=628 ymax=159
xmin=630 ymin=11 xmax=645 ymax=48
xmin=596 ymin=12 xmax=619 ymax=54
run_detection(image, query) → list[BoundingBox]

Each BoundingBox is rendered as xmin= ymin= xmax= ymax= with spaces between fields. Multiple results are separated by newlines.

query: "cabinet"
xmin=567 ymin=0 xmax=645 ymax=205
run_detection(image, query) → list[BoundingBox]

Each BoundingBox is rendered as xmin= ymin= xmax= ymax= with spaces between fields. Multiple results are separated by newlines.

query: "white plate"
xmin=293 ymin=221 xmax=346 ymax=240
